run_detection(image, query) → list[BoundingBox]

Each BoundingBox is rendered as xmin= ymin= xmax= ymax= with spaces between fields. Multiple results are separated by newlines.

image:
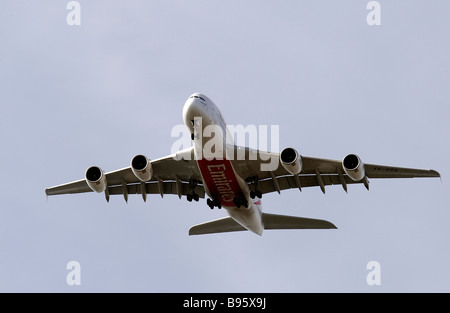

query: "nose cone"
xmin=183 ymin=93 xmax=210 ymax=127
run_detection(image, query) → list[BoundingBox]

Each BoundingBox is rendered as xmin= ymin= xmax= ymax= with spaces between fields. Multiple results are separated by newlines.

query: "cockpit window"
xmin=190 ymin=95 xmax=206 ymax=102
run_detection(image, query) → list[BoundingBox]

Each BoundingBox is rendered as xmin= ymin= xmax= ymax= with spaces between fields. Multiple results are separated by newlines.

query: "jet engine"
xmin=131 ymin=154 xmax=153 ymax=182
xmin=85 ymin=166 xmax=107 ymax=193
xmin=342 ymin=154 xmax=366 ymax=181
xmin=280 ymin=147 xmax=302 ymax=175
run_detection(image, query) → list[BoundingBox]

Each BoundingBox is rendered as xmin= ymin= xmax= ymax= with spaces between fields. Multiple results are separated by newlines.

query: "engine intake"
xmin=131 ymin=154 xmax=153 ymax=182
xmin=342 ymin=154 xmax=365 ymax=181
xmin=85 ymin=166 xmax=107 ymax=193
xmin=280 ymin=147 xmax=302 ymax=175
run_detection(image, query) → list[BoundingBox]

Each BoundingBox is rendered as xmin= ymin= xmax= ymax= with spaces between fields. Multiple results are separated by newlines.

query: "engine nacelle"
xmin=131 ymin=154 xmax=153 ymax=182
xmin=280 ymin=147 xmax=302 ymax=175
xmin=342 ymin=154 xmax=366 ymax=181
xmin=85 ymin=166 xmax=107 ymax=193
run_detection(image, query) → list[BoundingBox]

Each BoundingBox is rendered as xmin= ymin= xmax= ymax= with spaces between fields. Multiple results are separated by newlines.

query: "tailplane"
xmin=188 ymin=213 xmax=337 ymax=235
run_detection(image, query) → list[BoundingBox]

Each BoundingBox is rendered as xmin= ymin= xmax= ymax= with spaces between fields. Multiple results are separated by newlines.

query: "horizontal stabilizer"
xmin=189 ymin=213 xmax=337 ymax=235
xmin=262 ymin=213 xmax=337 ymax=230
xmin=189 ymin=217 xmax=246 ymax=235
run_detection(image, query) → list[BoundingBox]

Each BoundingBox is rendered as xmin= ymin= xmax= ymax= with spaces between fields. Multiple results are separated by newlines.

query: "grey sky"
xmin=0 ymin=1 xmax=449 ymax=292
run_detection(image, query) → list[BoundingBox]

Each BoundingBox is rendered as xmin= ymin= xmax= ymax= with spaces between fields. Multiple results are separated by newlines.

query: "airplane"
xmin=45 ymin=93 xmax=440 ymax=235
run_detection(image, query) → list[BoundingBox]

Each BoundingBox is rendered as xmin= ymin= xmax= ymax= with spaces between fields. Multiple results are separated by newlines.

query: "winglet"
xmin=429 ymin=169 xmax=441 ymax=178
xmin=433 ymin=170 xmax=442 ymax=183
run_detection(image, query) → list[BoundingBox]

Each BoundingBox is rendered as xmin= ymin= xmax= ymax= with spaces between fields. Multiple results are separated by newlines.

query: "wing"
xmin=230 ymin=147 xmax=440 ymax=195
xmin=45 ymin=147 xmax=206 ymax=201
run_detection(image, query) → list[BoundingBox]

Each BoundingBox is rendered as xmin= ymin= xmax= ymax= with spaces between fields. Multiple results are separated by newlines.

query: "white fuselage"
xmin=183 ymin=93 xmax=264 ymax=235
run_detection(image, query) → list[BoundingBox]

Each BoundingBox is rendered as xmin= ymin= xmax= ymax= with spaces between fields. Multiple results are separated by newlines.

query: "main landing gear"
xmin=186 ymin=193 xmax=199 ymax=202
xmin=250 ymin=190 xmax=262 ymax=199
xmin=186 ymin=179 xmax=200 ymax=202
xmin=233 ymin=192 xmax=248 ymax=209
xmin=247 ymin=176 xmax=262 ymax=199
xmin=207 ymin=195 xmax=222 ymax=209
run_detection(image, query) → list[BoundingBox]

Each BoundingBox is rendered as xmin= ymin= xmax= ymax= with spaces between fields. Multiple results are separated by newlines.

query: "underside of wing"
xmin=230 ymin=148 xmax=440 ymax=195
xmin=45 ymin=179 xmax=92 ymax=196
xmin=364 ymin=163 xmax=440 ymax=178
xmin=45 ymin=147 xmax=206 ymax=201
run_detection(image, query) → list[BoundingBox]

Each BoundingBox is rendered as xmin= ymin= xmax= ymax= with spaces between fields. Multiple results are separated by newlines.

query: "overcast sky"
xmin=0 ymin=0 xmax=449 ymax=292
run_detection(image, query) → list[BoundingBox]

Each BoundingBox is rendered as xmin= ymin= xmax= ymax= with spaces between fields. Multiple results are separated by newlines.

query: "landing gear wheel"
xmin=193 ymin=193 xmax=199 ymax=202
xmin=246 ymin=176 xmax=262 ymax=200
xmin=250 ymin=189 xmax=262 ymax=199
xmin=207 ymin=198 xmax=214 ymax=209
xmin=207 ymin=196 xmax=222 ymax=209
xmin=188 ymin=179 xmax=200 ymax=203
xmin=234 ymin=192 xmax=248 ymax=208
xmin=212 ymin=196 xmax=221 ymax=209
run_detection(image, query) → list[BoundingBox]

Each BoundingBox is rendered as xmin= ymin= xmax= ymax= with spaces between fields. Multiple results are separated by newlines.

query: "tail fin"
xmin=189 ymin=213 xmax=337 ymax=235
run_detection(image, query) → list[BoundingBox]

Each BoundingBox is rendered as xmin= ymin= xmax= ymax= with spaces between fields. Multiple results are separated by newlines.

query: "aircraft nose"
xmin=183 ymin=93 xmax=207 ymax=128
xmin=183 ymin=93 xmax=207 ymax=116
xmin=188 ymin=93 xmax=208 ymax=102
xmin=186 ymin=93 xmax=212 ymax=108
